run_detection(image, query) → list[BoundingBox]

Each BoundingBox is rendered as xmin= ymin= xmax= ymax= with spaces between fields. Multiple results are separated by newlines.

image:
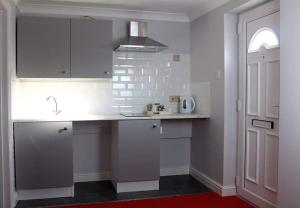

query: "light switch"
xmin=216 ymin=70 xmax=222 ymax=80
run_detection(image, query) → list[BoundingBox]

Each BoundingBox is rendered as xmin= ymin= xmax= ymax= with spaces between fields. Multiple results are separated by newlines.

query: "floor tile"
xmin=15 ymin=175 xmax=211 ymax=208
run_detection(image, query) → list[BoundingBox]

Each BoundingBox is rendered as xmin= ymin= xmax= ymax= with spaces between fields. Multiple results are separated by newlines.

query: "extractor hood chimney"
xmin=114 ymin=21 xmax=168 ymax=53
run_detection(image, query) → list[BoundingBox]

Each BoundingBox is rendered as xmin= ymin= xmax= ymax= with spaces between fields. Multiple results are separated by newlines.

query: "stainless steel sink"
xmin=120 ymin=113 xmax=150 ymax=117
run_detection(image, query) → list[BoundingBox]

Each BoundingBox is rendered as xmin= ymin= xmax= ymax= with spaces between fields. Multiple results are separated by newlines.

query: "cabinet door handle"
xmin=61 ymin=70 xmax=66 ymax=74
xmin=104 ymin=71 xmax=110 ymax=75
xmin=152 ymin=124 xmax=157 ymax=128
xmin=58 ymin=127 xmax=68 ymax=133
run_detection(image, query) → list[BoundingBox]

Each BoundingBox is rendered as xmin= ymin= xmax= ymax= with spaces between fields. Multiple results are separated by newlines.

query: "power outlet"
xmin=173 ymin=54 xmax=180 ymax=62
xmin=169 ymin=96 xmax=180 ymax=103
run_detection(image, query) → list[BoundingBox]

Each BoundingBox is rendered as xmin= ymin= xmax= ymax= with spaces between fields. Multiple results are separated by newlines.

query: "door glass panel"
xmin=248 ymin=28 xmax=279 ymax=53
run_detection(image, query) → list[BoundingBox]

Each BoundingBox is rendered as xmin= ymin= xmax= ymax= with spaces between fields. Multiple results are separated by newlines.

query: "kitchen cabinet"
xmin=17 ymin=16 xmax=113 ymax=78
xmin=14 ymin=122 xmax=73 ymax=190
xmin=17 ymin=16 xmax=71 ymax=78
xmin=71 ymin=19 xmax=113 ymax=78
xmin=112 ymin=120 xmax=160 ymax=188
xmin=160 ymin=120 xmax=192 ymax=139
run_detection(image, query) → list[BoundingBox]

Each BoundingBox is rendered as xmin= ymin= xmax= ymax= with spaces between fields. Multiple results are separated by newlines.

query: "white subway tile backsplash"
xmin=112 ymin=76 xmax=118 ymax=82
xmin=113 ymin=83 xmax=126 ymax=89
xmin=120 ymin=90 xmax=133 ymax=97
xmin=114 ymin=69 xmax=126 ymax=74
xmin=13 ymin=52 xmax=192 ymax=116
xmin=120 ymin=76 xmax=132 ymax=82
xmin=112 ymin=52 xmax=191 ymax=113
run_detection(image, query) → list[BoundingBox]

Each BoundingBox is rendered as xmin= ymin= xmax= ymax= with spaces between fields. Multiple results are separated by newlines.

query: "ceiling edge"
xmin=17 ymin=1 xmax=190 ymax=22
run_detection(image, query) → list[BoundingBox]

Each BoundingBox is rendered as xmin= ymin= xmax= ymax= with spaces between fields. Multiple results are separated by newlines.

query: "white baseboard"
xmin=114 ymin=180 xmax=159 ymax=193
xmin=18 ymin=186 xmax=74 ymax=200
xmin=190 ymin=167 xmax=236 ymax=196
xmin=160 ymin=167 xmax=190 ymax=176
xmin=74 ymin=172 xmax=111 ymax=182
xmin=74 ymin=167 xmax=190 ymax=183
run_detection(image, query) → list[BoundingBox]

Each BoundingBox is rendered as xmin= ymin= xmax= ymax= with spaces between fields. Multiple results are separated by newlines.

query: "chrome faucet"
xmin=46 ymin=96 xmax=61 ymax=115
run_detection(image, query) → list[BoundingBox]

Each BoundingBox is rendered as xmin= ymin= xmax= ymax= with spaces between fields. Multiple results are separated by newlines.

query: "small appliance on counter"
xmin=180 ymin=96 xmax=196 ymax=114
xmin=169 ymin=96 xmax=180 ymax=113
xmin=146 ymin=103 xmax=172 ymax=116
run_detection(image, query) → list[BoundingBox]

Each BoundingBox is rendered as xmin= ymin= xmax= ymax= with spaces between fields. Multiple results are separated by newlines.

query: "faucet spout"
xmin=46 ymin=96 xmax=61 ymax=115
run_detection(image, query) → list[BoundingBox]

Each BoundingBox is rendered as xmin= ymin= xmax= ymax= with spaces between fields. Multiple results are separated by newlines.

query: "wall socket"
xmin=169 ymin=96 xmax=180 ymax=103
xmin=173 ymin=54 xmax=180 ymax=62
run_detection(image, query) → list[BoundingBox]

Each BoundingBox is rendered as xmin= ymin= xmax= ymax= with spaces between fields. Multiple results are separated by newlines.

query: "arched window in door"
xmin=248 ymin=27 xmax=279 ymax=53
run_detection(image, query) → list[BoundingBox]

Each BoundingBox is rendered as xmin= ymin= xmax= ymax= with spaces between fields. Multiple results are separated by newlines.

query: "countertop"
xmin=13 ymin=113 xmax=210 ymax=122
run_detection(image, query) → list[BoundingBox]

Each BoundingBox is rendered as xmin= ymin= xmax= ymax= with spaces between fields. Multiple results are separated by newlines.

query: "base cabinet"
xmin=112 ymin=120 xmax=160 ymax=191
xmin=14 ymin=122 xmax=73 ymax=190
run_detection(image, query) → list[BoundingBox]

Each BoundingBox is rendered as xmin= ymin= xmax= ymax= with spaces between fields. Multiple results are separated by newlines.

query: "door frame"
xmin=0 ymin=1 xmax=12 ymax=207
xmin=0 ymin=7 xmax=7 ymax=208
xmin=237 ymin=1 xmax=279 ymax=208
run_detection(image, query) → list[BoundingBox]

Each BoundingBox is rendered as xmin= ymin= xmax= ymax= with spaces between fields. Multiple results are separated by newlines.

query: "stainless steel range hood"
xmin=114 ymin=21 xmax=168 ymax=53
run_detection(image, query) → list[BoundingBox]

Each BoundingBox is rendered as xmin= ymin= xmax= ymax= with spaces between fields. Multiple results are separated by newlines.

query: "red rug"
xmin=55 ymin=193 xmax=253 ymax=208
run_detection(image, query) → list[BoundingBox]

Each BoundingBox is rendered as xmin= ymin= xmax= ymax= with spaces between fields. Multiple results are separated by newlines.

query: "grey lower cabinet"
xmin=17 ymin=16 xmax=71 ymax=78
xmin=160 ymin=120 xmax=192 ymax=139
xmin=112 ymin=120 xmax=160 ymax=192
xmin=14 ymin=122 xmax=73 ymax=190
xmin=71 ymin=19 xmax=113 ymax=78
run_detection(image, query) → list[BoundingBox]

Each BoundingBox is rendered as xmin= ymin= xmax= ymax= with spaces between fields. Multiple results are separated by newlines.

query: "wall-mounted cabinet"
xmin=17 ymin=16 xmax=113 ymax=78
xmin=17 ymin=17 xmax=71 ymax=78
xmin=71 ymin=19 xmax=112 ymax=78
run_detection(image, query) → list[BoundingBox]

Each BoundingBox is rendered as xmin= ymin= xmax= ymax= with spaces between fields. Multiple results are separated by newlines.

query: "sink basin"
xmin=120 ymin=113 xmax=150 ymax=117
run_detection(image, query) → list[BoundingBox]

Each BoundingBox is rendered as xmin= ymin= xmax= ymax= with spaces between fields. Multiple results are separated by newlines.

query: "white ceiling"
xmin=16 ymin=0 xmax=233 ymax=21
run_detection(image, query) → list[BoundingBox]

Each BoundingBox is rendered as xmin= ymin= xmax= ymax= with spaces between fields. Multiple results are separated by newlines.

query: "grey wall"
xmin=73 ymin=121 xmax=112 ymax=178
xmin=190 ymin=0 xmax=247 ymax=186
xmin=160 ymin=138 xmax=191 ymax=170
xmin=278 ymin=0 xmax=300 ymax=207
xmin=190 ymin=4 xmax=225 ymax=185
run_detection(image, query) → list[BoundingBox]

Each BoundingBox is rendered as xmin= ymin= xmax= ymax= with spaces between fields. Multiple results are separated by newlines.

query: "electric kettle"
xmin=180 ymin=96 xmax=196 ymax=114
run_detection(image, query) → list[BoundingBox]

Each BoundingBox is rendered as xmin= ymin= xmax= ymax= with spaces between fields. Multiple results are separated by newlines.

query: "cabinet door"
xmin=160 ymin=120 xmax=192 ymax=139
xmin=17 ymin=17 xmax=70 ymax=78
xmin=117 ymin=120 xmax=160 ymax=182
xmin=71 ymin=19 xmax=113 ymax=78
xmin=14 ymin=122 xmax=73 ymax=190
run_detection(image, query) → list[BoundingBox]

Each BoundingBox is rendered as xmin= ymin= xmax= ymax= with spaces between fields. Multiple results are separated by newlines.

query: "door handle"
xmin=58 ymin=127 xmax=68 ymax=133
xmin=152 ymin=124 xmax=157 ymax=128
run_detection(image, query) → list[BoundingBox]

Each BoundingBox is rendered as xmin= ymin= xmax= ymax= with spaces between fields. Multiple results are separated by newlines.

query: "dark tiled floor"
xmin=16 ymin=175 xmax=211 ymax=208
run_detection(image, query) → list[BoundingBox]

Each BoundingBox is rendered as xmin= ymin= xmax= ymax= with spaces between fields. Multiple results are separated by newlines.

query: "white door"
xmin=238 ymin=5 xmax=280 ymax=208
